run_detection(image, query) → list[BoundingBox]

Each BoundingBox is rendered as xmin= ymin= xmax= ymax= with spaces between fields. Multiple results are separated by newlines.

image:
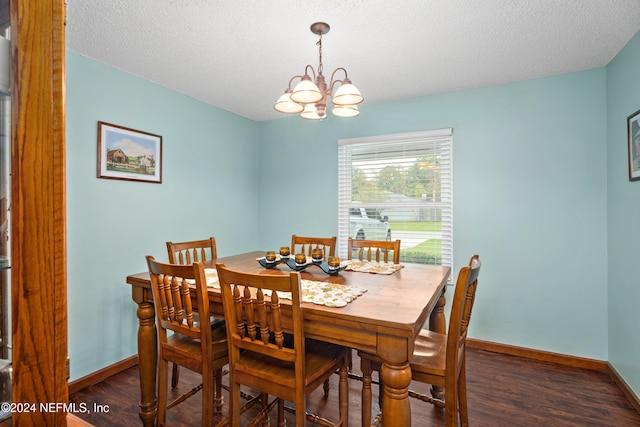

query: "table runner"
xmin=198 ymin=269 xmax=366 ymax=308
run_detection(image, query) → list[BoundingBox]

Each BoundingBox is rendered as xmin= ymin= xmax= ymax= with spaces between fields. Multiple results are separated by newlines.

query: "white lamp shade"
xmin=332 ymin=83 xmax=363 ymax=105
xmin=291 ymin=79 xmax=323 ymax=104
xmin=300 ymin=103 xmax=326 ymax=120
xmin=274 ymin=92 xmax=304 ymax=113
xmin=332 ymin=104 xmax=360 ymax=117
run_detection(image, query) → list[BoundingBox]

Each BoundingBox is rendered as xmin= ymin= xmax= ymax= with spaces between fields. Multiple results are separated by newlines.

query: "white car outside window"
xmin=349 ymin=208 xmax=391 ymax=241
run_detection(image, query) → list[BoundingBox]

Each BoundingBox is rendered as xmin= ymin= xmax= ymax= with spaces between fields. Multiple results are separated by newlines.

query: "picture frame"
xmin=97 ymin=121 xmax=162 ymax=183
xmin=627 ymin=109 xmax=640 ymax=181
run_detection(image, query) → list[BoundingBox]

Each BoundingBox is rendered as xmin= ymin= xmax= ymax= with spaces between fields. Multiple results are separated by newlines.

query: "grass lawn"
xmin=400 ymin=239 xmax=442 ymax=264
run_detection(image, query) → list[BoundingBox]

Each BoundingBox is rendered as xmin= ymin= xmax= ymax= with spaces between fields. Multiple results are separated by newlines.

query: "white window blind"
xmin=338 ymin=129 xmax=453 ymax=269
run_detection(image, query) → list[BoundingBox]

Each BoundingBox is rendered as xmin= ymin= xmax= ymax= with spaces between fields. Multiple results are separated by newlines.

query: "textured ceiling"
xmin=66 ymin=1 xmax=640 ymax=122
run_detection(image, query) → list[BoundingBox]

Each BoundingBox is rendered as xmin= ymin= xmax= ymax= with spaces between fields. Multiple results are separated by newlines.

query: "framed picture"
xmin=627 ymin=109 xmax=640 ymax=181
xmin=97 ymin=121 xmax=162 ymax=183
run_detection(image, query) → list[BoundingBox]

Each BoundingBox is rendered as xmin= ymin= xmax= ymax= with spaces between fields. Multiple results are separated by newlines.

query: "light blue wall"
xmin=257 ymin=70 xmax=609 ymax=360
xmin=66 ymin=42 xmax=636 ymax=391
xmin=606 ymin=30 xmax=640 ymax=397
xmin=66 ymin=53 xmax=259 ymax=380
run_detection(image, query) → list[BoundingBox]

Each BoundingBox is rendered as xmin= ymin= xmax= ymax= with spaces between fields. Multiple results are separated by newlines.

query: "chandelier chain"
xmin=317 ymin=34 xmax=324 ymax=76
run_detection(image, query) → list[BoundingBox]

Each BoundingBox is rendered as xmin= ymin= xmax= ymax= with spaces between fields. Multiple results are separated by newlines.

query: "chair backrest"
xmin=216 ymin=264 xmax=305 ymax=379
xmin=348 ymin=238 xmax=401 ymax=263
xmin=146 ymin=256 xmax=212 ymax=345
xmin=291 ymin=235 xmax=336 ymax=261
xmin=446 ymin=254 xmax=481 ymax=386
xmin=166 ymin=237 xmax=217 ymax=264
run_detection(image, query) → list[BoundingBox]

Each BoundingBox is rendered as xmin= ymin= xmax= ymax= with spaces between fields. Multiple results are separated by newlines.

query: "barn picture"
xmin=106 ymin=149 xmax=126 ymax=163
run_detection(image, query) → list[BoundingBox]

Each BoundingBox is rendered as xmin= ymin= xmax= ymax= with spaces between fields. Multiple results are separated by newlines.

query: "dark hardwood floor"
xmin=9 ymin=348 xmax=640 ymax=426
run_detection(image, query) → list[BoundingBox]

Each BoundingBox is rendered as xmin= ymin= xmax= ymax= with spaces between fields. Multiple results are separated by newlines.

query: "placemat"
xmin=343 ymin=260 xmax=404 ymax=275
xmin=185 ymin=268 xmax=220 ymax=288
xmin=265 ymin=279 xmax=367 ymax=307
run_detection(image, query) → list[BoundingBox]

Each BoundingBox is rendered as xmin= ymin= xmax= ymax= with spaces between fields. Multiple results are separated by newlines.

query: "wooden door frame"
xmin=10 ymin=1 xmax=67 ymax=425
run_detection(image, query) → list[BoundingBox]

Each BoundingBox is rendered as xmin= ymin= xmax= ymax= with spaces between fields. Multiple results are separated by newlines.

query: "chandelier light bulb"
xmin=291 ymin=76 xmax=322 ymax=104
xmin=274 ymin=89 xmax=304 ymax=114
xmin=301 ymin=103 xmax=326 ymax=120
xmin=332 ymin=104 xmax=360 ymax=117
xmin=332 ymin=82 xmax=364 ymax=106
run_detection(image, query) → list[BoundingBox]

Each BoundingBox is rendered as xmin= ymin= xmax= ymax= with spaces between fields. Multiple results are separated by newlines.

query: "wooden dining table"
xmin=126 ymin=251 xmax=451 ymax=427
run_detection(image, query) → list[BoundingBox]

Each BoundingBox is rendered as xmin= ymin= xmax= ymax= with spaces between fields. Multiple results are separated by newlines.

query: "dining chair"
xmin=167 ymin=237 xmax=217 ymax=264
xmin=146 ymin=256 xmax=229 ymax=427
xmin=348 ymin=237 xmax=401 ymax=263
xmin=291 ymin=235 xmax=336 ymax=261
xmin=166 ymin=237 xmax=221 ymax=388
xmin=216 ymin=263 xmax=350 ymax=427
xmin=359 ymin=254 xmax=481 ymax=427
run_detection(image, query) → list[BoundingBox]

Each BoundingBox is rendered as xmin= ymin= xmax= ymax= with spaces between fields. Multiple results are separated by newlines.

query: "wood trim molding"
xmin=608 ymin=362 xmax=640 ymax=415
xmin=68 ymin=356 xmax=138 ymax=395
xmin=10 ymin=1 xmax=67 ymax=425
xmin=467 ymin=338 xmax=608 ymax=372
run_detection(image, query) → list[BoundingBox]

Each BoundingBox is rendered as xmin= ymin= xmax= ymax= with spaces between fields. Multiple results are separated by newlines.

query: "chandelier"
xmin=274 ymin=22 xmax=364 ymax=120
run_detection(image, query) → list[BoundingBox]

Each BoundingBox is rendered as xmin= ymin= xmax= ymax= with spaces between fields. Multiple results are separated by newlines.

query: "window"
xmin=338 ymin=129 xmax=453 ymax=268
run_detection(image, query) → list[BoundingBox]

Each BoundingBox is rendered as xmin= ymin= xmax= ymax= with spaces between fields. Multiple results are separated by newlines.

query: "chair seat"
xmin=235 ymin=339 xmax=347 ymax=392
xmin=411 ymin=329 xmax=447 ymax=375
xmin=170 ymin=316 xmax=225 ymax=388
xmin=163 ymin=325 xmax=228 ymax=373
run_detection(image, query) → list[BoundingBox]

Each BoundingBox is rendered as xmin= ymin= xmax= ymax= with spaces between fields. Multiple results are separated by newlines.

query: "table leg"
xmin=377 ymin=332 xmax=412 ymax=427
xmin=429 ymin=287 xmax=447 ymax=400
xmin=429 ymin=287 xmax=446 ymax=333
xmin=137 ymin=301 xmax=157 ymax=427
xmin=380 ymin=361 xmax=412 ymax=427
xmin=361 ymin=357 xmax=373 ymax=426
